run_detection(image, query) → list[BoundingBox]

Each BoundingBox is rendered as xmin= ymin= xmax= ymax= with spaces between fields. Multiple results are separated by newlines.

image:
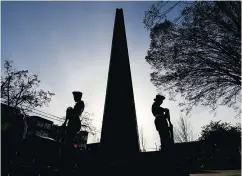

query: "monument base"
xmin=74 ymin=161 xmax=189 ymax=176
xmin=72 ymin=151 xmax=190 ymax=176
xmin=7 ymin=152 xmax=190 ymax=176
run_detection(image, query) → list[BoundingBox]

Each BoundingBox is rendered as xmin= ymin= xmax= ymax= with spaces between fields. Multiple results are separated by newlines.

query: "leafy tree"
xmin=173 ymin=115 xmax=194 ymax=143
xmin=144 ymin=2 xmax=241 ymax=116
xmin=1 ymin=60 xmax=55 ymax=115
xmin=196 ymin=121 xmax=241 ymax=169
xmin=199 ymin=121 xmax=241 ymax=155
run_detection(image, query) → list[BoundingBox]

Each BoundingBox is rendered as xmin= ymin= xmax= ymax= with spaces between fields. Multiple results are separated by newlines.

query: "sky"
xmin=1 ymin=1 xmax=240 ymax=151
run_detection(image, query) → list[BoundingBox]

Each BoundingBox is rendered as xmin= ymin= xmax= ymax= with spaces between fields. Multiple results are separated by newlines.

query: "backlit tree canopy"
xmin=1 ymin=60 xmax=55 ymax=115
xmin=144 ymin=1 xmax=241 ymax=116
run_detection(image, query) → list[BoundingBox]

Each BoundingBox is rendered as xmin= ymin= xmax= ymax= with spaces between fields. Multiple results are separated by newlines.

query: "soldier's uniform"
xmin=152 ymin=103 xmax=170 ymax=147
xmin=65 ymin=100 xmax=84 ymax=146
xmin=60 ymin=91 xmax=84 ymax=175
xmin=152 ymin=95 xmax=173 ymax=149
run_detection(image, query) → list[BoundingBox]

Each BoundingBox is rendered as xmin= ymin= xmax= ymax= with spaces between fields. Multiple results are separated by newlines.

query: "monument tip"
xmin=116 ymin=8 xmax=123 ymax=11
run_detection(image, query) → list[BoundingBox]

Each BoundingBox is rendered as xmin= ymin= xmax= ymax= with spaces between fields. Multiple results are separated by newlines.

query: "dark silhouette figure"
xmin=62 ymin=91 xmax=85 ymax=147
xmin=60 ymin=91 xmax=84 ymax=174
xmin=152 ymin=95 xmax=173 ymax=150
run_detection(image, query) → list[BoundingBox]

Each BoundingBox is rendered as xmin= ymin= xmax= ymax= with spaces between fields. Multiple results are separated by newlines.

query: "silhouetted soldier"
xmin=60 ymin=91 xmax=84 ymax=174
xmin=62 ymin=91 xmax=85 ymax=147
xmin=152 ymin=95 xmax=173 ymax=150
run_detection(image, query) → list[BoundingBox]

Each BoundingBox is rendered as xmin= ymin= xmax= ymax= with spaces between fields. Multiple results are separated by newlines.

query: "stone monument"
xmin=100 ymin=8 xmax=140 ymax=156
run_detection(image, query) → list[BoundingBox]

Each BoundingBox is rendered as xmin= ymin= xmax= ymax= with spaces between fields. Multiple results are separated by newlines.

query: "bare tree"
xmin=144 ymin=1 xmax=184 ymax=29
xmin=173 ymin=115 xmax=194 ymax=143
xmin=62 ymin=110 xmax=96 ymax=135
xmin=154 ymin=143 xmax=159 ymax=151
xmin=1 ymin=60 xmax=55 ymax=115
xmin=91 ymin=132 xmax=101 ymax=143
xmin=139 ymin=127 xmax=147 ymax=152
xmin=62 ymin=101 xmax=97 ymax=135
xmin=79 ymin=111 xmax=96 ymax=135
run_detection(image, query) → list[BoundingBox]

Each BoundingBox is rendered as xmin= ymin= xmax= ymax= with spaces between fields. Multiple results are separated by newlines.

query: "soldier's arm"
xmin=62 ymin=118 xmax=68 ymax=126
xmin=62 ymin=108 xmax=71 ymax=126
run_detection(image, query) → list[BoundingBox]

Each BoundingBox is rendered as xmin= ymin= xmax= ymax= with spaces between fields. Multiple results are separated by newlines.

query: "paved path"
xmin=191 ymin=170 xmax=241 ymax=176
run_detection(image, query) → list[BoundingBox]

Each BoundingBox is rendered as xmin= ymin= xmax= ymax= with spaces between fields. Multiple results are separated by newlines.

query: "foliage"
xmin=144 ymin=1 xmax=241 ymax=116
xmin=199 ymin=121 xmax=241 ymax=153
xmin=1 ymin=60 xmax=55 ymax=114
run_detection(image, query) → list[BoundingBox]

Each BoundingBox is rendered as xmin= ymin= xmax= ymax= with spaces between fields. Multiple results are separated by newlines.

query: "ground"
xmin=191 ymin=170 xmax=241 ymax=176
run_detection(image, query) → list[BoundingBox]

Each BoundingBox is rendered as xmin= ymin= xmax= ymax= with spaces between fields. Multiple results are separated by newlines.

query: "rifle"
xmin=169 ymin=124 xmax=174 ymax=144
xmin=165 ymin=109 xmax=174 ymax=144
